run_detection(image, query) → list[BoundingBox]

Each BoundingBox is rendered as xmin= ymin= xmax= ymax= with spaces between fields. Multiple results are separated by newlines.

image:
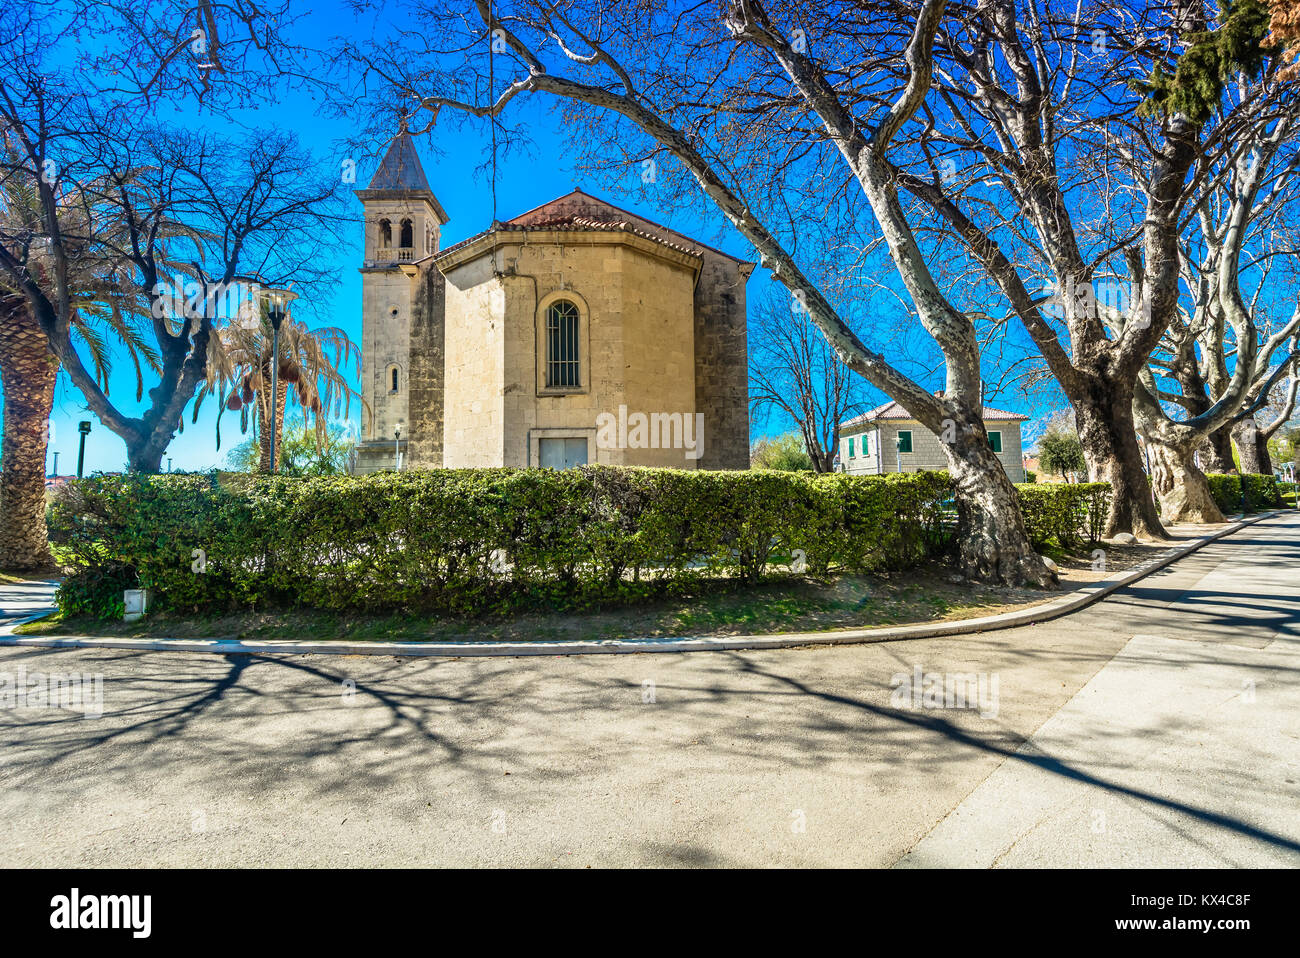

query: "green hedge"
xmin=1279 ymin=480 xmax=1297 ymax=505
xmin=1014 ymin=482 xmax=1111 ymax=549
xmin=49 ymin=469 xmax=1120 ymax=620
xmin=49 ymin=468 xmax=961 ymax=619
xmin=1205 ymin=473 xmax=1282 ymax=515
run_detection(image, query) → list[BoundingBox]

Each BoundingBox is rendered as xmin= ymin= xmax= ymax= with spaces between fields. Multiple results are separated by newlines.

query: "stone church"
xmin=351 ymin=132 xmax=751 ymax=473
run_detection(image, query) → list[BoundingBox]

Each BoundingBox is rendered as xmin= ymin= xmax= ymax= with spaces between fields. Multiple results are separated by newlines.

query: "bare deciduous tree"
xmin=0 ymin=5 xmax=350 ymax=473
xmin=749 ymin=289 xmax=864 ymax=473
xmin=880 ymin=1 xmax=1293 ymax=537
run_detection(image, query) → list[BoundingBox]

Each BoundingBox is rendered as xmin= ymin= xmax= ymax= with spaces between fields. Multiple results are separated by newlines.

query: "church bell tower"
xmin=353 ymin=129 xmax=449 ymax=473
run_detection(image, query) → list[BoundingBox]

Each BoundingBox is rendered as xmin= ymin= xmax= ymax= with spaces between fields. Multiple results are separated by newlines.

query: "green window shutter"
xmin=849 ymin=437 xmax=855 ymax=458
xmin=988 ymin=431 xmax=1003 ymax=453
xmin=897 ymin=430 xmax=912 ymax=454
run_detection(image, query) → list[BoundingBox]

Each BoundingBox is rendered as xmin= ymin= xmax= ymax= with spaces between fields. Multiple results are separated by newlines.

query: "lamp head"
xmin=259 ymin=284 xmax=298 ymax=331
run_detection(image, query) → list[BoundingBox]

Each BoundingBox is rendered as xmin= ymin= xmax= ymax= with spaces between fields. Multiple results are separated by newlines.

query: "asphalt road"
xmin=0 ymin=579 xmax=58 ymax=632
xmin=1 ymin=516 xmax=1297 ymax=867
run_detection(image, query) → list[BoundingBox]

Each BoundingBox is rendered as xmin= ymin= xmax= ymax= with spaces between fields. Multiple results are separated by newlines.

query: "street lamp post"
xmin=77 ymin=420 xmax=91 ymax=478
xmin=257 ymin=285 xmax=298 ymax=474
xmin=394 ymin=422 xmax=403 ymax=471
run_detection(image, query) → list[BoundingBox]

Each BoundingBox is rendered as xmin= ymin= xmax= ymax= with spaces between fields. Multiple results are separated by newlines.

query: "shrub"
xmin=49 ymin=467 xmax=963 ymax=620
xmin=1014 ymin=482 xmax=1112 ymax=549
xmin=1205 ymin=473 xmax=1242 ymax=515
xmin=56 ymin=560 xmax=137 ymax=620
xmin=1279 ymin=480 xmax=1297 ymax=506
xmin=1204 ymin=473 xmax=1280 ymax=514
xmin=1240 ymin=473 xmax=1282 ymax=510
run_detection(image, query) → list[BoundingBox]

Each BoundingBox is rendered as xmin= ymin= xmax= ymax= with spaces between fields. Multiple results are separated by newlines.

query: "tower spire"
xmin=367 ymin=129 xmax=433 ymax=193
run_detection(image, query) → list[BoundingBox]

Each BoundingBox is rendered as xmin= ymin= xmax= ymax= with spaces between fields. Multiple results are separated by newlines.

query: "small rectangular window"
xmin=897 ymin=430 xmax=913 ymax=454
xmin=988 ymin=430 xmax=1003 ymax=454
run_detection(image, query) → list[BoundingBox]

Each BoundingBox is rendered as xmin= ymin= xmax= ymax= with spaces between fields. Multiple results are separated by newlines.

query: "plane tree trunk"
xmin=1073 ymin=383 xmax=1165 ymax=538
xmin=944 ymin=423 xmax=1053 ymax=586
xmin=1233 ymin=419 xmax=1270 ymax=475
xmin=1203 ymin=426 xmax=1237 ymax=473
xmin=1148 ymin=440 xmax=1224 ymax=523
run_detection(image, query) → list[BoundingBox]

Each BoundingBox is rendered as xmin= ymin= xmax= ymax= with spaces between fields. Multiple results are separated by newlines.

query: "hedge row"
xmin=49 ymin=468 xmax=1119 ymax=620
xmin=50 ymin=468 xmax=954 ymax=618
xmin=1205 ymin=473 xmax=1283 ymax=515
xmin=1014 ymin=483 xmax=1111 ymax=549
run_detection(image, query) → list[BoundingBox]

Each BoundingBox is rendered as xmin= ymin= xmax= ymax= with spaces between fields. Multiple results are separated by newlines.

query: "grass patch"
xmin=16 ymin=565 xmax=1057 ymax=644
xmin=0 ymin=570 xmax=60 ymax=586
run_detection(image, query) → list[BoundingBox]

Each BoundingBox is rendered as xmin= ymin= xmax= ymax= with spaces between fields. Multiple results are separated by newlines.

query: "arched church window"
xmin=387 ymin=364 xmax=400 ymax=394
xmin=545 ymin=300 xmax=581 ymax=388
xmin=379 ymin=219 xmax=392 ymax=247
xmin=399 ymin=219 xmax=414 ymax=248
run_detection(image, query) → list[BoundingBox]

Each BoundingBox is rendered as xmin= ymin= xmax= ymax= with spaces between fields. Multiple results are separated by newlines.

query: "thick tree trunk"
xmin=1256 ymin=433 xmax=1274 ymax=477
xmin=126 ymin=438 xmax=168 ymax=473
xmin=945 ymin=428 xmax=1055 ymax=588
xmin=1074 ymin=385 xmax=1167 ymax=538
xmin=1232 ymin=419 xmax=1270 ymax=476
xmin=1149 ymin=442 xmax=1225 ymax=524
xmin=1202 ymin=425 xmax=1236 ymax=474
xmin=0 ymin=303 xmax=58 ymax=570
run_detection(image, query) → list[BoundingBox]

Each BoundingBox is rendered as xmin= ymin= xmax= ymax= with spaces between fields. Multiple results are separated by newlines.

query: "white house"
xmin=837 ymin=400 xmax=1028 ymax=482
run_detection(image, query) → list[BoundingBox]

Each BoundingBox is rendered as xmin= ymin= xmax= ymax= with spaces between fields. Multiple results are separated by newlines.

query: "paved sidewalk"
xmin=898 ymin=520 xmax=1300 ymax=867
xmin=0 ymin=580 xmax=57 ymax=631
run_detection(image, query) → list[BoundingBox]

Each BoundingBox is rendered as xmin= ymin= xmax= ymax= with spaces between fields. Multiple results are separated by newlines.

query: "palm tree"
xmin=0 ymin=158 xmax=158 ymax=570
xmin=197 ymin=296 xmax=365 ymax=473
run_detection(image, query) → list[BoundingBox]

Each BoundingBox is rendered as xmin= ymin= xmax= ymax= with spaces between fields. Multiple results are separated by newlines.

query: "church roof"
xmin=435 ymin=190 xmax=755 ymax=270
xmin=367 ymin=131 xmax=432 ymax=191
xmin=508 ymin=190 xmax=751 ymax=264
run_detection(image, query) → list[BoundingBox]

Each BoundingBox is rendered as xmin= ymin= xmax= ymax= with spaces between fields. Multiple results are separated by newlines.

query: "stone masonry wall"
xmin=404 ymin=265 xmax=446 ymax=468
xmin=692 ymin=255 xmax=750 ymax=470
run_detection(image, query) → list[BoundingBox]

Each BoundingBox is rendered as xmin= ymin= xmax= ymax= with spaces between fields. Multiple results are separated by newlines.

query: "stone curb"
xmin=0 ymin=511 xmax=1283 ymax=659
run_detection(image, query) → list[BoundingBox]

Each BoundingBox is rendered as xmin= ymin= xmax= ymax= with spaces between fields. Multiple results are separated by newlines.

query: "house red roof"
xmin=840 ymin=399 xmax=1029 ymax=430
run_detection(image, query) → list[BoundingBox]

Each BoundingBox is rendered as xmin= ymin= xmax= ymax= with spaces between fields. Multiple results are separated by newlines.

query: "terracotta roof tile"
xmin=435 ymin=211 xmax=704 ymax=262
